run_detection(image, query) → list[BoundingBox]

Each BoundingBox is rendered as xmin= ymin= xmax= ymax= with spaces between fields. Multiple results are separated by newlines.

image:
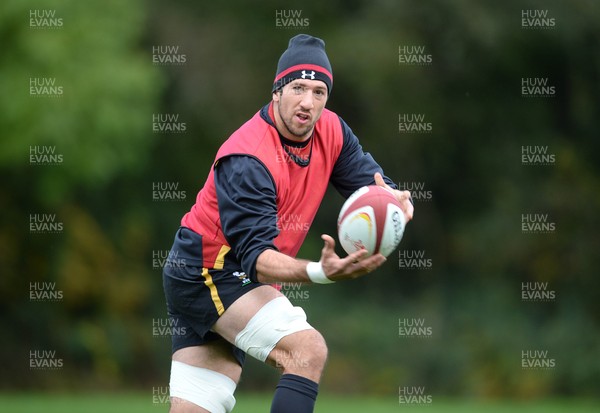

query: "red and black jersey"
xmin=178 ymin=102 xmax=396 ymax=281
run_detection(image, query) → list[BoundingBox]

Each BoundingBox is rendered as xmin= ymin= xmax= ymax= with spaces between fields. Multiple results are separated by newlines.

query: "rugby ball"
xmin=337 ymin=185 xmax=405 ymax=257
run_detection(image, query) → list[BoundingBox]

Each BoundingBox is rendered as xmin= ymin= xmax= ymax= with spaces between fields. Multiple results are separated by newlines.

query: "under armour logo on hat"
xmin=301 ymin=70 xmax=316 ymax=80
xmin=272 ymin=34 xmax=333 ymax=94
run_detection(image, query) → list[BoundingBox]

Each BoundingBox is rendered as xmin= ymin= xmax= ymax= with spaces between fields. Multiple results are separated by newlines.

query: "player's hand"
xmin=318 ymin=234 xmax=386 ymax=280
xmin=374 ymin=172 xmax=414 ymax=223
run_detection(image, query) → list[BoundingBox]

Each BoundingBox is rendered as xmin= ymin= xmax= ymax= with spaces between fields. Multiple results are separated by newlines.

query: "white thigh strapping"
xmin=234 ymin=296 xmax=313 ymax=362
xmin=169 ymin=360 xmax=236 ymax=413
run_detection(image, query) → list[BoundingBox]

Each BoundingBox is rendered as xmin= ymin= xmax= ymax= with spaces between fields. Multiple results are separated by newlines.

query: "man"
xmin=163 ymin=34 xmax=414 ymax=413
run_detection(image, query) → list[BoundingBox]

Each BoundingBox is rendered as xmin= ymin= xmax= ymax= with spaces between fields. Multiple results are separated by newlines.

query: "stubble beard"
xmin=278 ymin=99 xmax=314 ymax=140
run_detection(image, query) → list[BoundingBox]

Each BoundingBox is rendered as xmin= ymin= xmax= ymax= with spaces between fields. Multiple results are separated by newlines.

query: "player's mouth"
xmin=295 ymin=112 xmax=311 ymax=124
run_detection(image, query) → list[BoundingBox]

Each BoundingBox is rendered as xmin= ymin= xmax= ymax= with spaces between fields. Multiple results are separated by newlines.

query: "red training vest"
xmin=181 ymin=102 xmax=344 ymax=269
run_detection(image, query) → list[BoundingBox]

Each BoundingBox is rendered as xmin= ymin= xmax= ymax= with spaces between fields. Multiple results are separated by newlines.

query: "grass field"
xmin=0 ymin=393 xmax=598 ymax=413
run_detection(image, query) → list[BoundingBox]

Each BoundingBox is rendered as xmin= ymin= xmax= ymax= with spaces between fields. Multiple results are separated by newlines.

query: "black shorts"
xmin=162 ymin=227 xmax=264 ymax=366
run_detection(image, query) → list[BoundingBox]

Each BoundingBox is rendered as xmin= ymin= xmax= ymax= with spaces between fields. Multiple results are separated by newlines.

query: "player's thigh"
xmin=170 ymin=339 xmax=241 ymax=413
xmin=213 ymin=284 xmax=284 ymax=342
xmin=172 ymin=339 xmax=242 ymax=383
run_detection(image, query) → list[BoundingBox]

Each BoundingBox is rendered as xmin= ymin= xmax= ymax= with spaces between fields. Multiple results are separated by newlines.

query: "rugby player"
xmin=163 ymin=34 xmax=414 ymax=413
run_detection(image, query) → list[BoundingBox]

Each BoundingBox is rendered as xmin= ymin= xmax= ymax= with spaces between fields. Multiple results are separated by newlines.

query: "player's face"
xmin=272 ymin=79 xmax=328 ymax=142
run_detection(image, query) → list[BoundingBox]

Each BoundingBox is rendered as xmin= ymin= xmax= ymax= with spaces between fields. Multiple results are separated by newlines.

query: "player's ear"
xmin=272 ymin=88 xmax=282 ymax=103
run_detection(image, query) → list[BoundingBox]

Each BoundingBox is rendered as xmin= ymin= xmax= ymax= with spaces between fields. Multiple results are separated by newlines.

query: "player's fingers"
xmin=342 ymin=253 xmax=386 ymax=277
xmin=343 ymin=248 xmax=369 ymax=265
xmin=357 ymin=253 xmax=386 ymax=271
xmin=320 ymin=234 xmax=336 ymax=254
xmin=398 ymin=190 xmax=411 ymax=201
xmin=400 ymin=192 xmax=414 ymax=221
xmin=374 ymin=172 xmax=387 ymax=188
xmin=375 ymin=175 xmax=414 ymax=212
xmin=405 ymin=202 xmax=414 ymax=221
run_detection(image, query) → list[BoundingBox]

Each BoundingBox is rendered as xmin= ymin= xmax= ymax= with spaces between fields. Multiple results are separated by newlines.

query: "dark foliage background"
xmin=1 ymin=0 xmax=598 ymax=401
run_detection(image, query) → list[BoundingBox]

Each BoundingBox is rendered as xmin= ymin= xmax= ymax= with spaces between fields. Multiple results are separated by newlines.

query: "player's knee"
xmin=302 ymin=329 xmax=328 ymax=370
xmin=235 ymin=296 xmax=314 ymax=362
xmin=273 ymin=329 xmax=328 ymax=374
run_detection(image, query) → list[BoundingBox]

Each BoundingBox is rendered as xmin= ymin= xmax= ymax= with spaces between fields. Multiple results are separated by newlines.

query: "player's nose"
xmin=299 ymin=90 xmax=314 ymax=110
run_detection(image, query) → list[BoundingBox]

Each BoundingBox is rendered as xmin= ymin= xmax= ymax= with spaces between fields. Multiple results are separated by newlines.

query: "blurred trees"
xmin=1 ymin=0 xmax=599 ymax=399
xmin=0 ymin=0 xmax=162 ymax=388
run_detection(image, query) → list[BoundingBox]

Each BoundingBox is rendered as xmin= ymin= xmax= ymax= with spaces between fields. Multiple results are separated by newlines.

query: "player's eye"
xmin=314 ymin=89 xmax=327 ymax=100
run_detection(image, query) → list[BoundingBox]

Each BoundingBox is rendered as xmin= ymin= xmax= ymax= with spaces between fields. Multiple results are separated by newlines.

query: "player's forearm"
xmin=255 ymin=249 xmax=311 ymax=284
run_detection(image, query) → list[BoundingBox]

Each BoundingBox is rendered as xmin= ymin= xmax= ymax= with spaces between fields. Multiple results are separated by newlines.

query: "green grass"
xmin=0 ymin=393 xmax=598 ymax=413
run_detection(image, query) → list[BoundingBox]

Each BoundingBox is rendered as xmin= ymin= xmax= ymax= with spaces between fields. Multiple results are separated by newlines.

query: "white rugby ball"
xmin=337 ymin=185 xmax=405 ymax=257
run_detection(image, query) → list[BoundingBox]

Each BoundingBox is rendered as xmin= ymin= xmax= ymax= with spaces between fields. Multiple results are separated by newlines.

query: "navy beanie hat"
xmin=272 ymin=34 xmax=333 ymax=94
